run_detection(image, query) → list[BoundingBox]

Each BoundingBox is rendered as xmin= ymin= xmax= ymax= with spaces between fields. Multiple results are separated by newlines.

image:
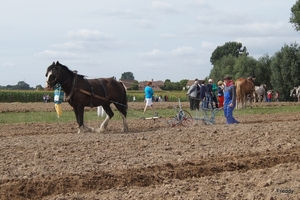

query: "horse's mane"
xmin=55 ymin=61 xmax=85 ymax=79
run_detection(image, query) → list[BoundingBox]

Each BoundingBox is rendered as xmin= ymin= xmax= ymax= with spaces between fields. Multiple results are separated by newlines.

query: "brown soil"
xmin=1 ymin=102 xmax=300 ymax=199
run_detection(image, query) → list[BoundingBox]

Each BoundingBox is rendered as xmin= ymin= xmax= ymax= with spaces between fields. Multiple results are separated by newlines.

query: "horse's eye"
xmin=48 ymin=74 xmax=56 ymax=82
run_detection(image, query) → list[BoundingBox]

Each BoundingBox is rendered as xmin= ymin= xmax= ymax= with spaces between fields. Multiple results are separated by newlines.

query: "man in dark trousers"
xmin=205 ymin=79 xmax=214 ymax=109
xmin=199 ymin=80 xmax=206 ymax=108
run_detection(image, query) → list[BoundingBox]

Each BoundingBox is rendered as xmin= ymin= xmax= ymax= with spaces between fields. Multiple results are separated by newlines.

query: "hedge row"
xmin=0 ymin=90 xmax=189 ymax=103
xmin=0 ymin=90 xmax=53 ymax=102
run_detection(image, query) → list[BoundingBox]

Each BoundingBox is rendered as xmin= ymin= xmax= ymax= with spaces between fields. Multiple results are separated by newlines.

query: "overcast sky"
xmin=1 ymin=0 xmax=300 ymax=87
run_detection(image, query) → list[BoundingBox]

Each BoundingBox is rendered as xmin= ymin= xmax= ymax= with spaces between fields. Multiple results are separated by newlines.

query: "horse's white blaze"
xmin=45 ymin=70 xmax=53 ymax=88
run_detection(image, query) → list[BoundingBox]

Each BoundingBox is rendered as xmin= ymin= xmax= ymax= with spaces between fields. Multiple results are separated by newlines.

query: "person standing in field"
xmin=143 ymin=81 xmax=157 ymax=116
xmin=54 ymin=83 xmax=64 ymax=118
xmin=267 ymin=90 xmax=273 ymax=102
xmin=186 ymin=80 xmax=199 ymax=110
xmin=199 ymin=80 xmax=206 ymax=108
xmin=223 ymin=75 xmax=239 ymax=124
xmin=211 ymin=79 xmax=219 ymax=108
xmin=205 ymin=79 xmax=214 ymax=109
xmin=217 ymin=80 xmax=224 ymax=108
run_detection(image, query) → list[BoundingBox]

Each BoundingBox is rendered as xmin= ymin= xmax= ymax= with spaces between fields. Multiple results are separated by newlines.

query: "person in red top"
xmin=217 ymin=81 xmax=224 ymax=108
xmin=267 ymin=90 xmax=273 ymax=102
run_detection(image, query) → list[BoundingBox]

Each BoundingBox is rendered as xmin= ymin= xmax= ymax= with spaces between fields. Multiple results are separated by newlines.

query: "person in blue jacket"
xmin=223 ymin=75 xmax=239 ymax=124
xmin=143 ymin=81 xmax=157 ymax=116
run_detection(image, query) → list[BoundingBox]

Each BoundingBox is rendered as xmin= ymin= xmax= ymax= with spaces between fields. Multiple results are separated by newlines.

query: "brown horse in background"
xmin=235 ymin=77 xmax=255 ymax=109
xmin=45 ymin=61 xmax=128 ymax=133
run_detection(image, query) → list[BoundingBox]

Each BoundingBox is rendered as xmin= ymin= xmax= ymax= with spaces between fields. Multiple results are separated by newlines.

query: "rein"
xmin=60 ymin=74 xmax=73 ymax=86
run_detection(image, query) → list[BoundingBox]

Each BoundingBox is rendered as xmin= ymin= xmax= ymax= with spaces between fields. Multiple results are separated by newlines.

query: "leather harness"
xmin=49 ymin=65 xmax=126 ymax=108
xmin=65 ymin=71 xmax=109 ymax=107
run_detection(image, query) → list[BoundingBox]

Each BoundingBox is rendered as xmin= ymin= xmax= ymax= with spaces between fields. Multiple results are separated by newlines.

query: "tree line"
xmin=209 ymin=1 xmax=300 ymax=101
xmin=0 ymin=81 xmax=42 ymax=90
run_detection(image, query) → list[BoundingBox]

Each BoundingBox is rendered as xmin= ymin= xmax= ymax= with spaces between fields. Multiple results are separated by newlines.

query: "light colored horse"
xmin=290 ymin=87 xmax=298 ymax=102
xmin=254 ymin=84 xmax=266 ymax=102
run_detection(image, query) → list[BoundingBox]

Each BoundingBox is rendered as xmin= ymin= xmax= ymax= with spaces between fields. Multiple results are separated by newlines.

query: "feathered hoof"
xmin=95 ymin=127 xmax=106 ymax=133
xmin=121 ymin=128 xmax=129 ymax=133
xmin=77 ymin=125 xmax=95 ymax=133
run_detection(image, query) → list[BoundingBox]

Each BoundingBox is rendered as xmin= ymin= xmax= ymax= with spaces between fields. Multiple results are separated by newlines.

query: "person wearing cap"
xmin=186 ymin=80 xmax=199 ymax=110
xmin=223 ymin=75 xmax=239 ymax=124
xmin=205 ymin=79 xmax=214 ymax=109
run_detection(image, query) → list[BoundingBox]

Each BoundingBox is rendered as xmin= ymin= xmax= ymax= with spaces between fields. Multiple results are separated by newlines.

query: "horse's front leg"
xmin=75 ymin=106 xmax=84 ymax=133
xmin=73 ymin=108 xmax=81 ymax=127
xmin=75 ymin=106 xmax=94 ymax=133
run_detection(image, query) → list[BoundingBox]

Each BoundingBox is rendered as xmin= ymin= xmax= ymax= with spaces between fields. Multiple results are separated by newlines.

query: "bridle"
xmin=46 ymin=65 xmax=73 ymax=87
xmin=46 ymin=65 xmax=61 ymax=87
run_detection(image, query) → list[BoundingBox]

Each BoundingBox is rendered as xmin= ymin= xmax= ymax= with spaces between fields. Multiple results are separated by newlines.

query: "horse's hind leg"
xmin=96 ymin=115 xmax=110 ymax=133
xmin=115 ymin=104 xmax=129 ymax=132
xmin=120 ymin=114 xmax=129 ymax=132
xmin=95 ymin=105 xmax=113 ymax=133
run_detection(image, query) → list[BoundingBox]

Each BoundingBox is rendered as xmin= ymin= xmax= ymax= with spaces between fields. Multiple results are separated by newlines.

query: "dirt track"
xmin=1 ymin=102 xmax=300 ymax=199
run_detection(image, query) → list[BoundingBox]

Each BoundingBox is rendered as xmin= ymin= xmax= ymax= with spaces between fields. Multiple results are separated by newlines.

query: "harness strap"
xmin=96 ymin=79 xmax=107 ymax=97
xmin=65 ymin=74 xmax=117 ymax=105
xmin=65 ymin=71 xmax=78 ymax=101
xmin=78 ymin=88 xmax=108 ymax=101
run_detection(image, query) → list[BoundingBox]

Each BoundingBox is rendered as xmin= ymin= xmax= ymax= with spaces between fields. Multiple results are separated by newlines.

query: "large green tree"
xmin=209 ymin=54 xmax=237 ymax=81
xmin=210 ymin=41 xmax=248 ymax=65
xmin=162 ymin=79 xmax=188 ymax=91
xmin=270 ymin=43 xmax=300 ymax=100
xmin=15 ymin=81 xmax=30 ymax=90
xmin=255 ymin=54 xmax=272 ymax=88
xmin=234 ymin=55 xmax=257 ymax=79
xmin=290 ymin=0 xmax=300 ymax=31
xmin=120 ymin=72 xmax=135 ymax=80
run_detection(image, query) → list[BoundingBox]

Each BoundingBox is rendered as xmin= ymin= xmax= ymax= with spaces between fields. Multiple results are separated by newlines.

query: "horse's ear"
xmin=56 ymin=61 xmax=60 ymax=65
xmin=52 ymin=61 xmax=55 ymax=65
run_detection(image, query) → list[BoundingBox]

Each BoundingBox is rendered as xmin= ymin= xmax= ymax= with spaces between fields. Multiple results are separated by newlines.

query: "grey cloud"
xmin=66 ymin=29 xmax=116 ymax=41
xmin=151 ymin=1 xmax=184 ymax=14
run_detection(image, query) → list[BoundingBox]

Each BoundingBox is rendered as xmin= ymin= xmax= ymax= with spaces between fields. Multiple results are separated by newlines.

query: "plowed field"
xmin=1 ymin=102 xmax=300 ymax=199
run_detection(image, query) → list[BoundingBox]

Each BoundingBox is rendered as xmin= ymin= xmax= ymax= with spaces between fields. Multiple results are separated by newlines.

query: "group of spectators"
xmin=186 ymin=78 xmax=224 ymax=110
xmin=187 ymin=76 xmax=239 ymax=124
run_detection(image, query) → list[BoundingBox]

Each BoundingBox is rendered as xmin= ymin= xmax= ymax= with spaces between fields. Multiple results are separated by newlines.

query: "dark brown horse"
xmin=45 ymin=61 xmax=128 ymax=133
